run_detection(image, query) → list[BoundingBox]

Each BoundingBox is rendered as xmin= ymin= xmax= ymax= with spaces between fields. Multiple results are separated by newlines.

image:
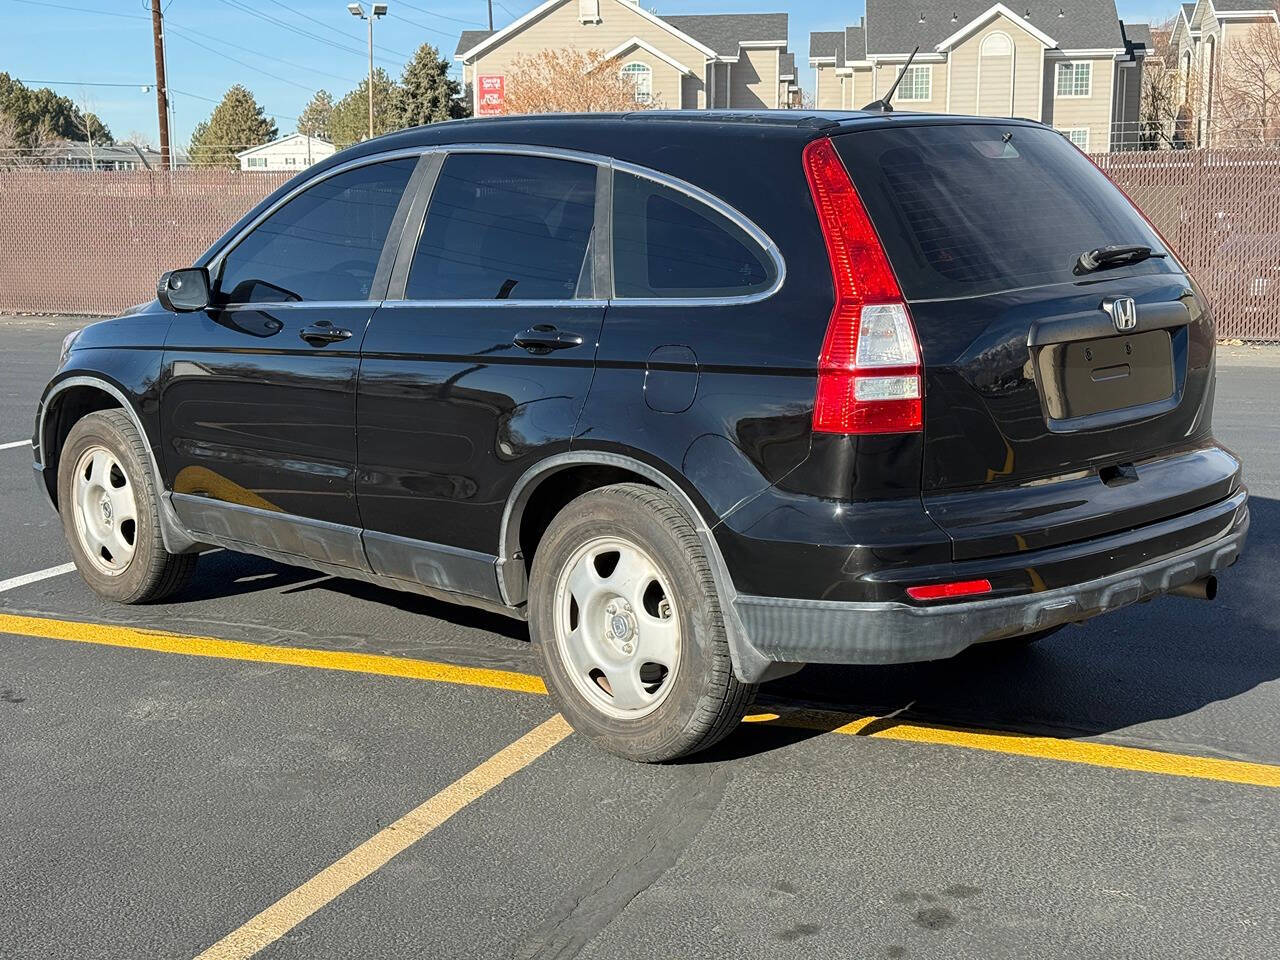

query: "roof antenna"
xmin=863 ymin=45 xmax=920 ymax=112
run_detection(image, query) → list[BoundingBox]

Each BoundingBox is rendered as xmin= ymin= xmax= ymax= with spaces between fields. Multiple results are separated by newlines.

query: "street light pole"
xmin=348 ymin=3 xmax=388 ymax=141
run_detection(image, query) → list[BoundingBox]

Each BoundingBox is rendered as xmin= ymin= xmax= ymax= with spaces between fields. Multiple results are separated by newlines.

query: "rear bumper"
xmin=732 ymin=489 xmax=1248 ymax=666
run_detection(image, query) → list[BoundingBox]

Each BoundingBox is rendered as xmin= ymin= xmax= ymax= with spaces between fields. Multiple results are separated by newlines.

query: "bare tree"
xmin=1141 ymin=17 xmax=1203 ymax=149
xmin=1215 ymin=15 xmax=1280 ymax=145
xmin=498 ymin=49 xmax=663 ymax=114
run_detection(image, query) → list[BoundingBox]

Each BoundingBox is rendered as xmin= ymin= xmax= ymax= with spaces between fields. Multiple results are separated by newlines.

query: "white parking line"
xmin=0 ymin=563 xmax=76 ymax=594
xmin=0 ymin=439 xmax=31 ymax=451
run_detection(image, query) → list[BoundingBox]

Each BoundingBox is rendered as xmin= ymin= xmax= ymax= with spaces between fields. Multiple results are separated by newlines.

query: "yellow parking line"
xmin=4 ymin=612 xmax=1279 ymax=789
xmin=0 ymin=612 xmax=546 ymax=696
xmin=193 ymin=715 xmax=572 ymax=960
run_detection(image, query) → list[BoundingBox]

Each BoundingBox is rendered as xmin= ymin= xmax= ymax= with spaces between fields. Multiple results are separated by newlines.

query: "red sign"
xmin=477 ymin=75 xmax=505 ymax=115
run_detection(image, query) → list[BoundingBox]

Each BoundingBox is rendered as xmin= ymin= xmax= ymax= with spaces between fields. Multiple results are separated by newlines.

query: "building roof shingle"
xmin=862 ymin=0 xmax=1126 ymax=55
xmin=809 ymin=29 xmax=844 ymax=62
xmin=663 ymin=13 xmax=788 ymax=57
xmin=779 ymin=51 xmax=795 ymax=79
xmin=844 ymin=24 xmax=867 ymax=62
xmin=455 ymin=29 xmax=493 ymax=56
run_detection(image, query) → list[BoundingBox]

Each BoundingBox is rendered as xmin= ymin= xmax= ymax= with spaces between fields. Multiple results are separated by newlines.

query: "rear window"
xmin=834 ymin=124 xmax=1176 ymax=301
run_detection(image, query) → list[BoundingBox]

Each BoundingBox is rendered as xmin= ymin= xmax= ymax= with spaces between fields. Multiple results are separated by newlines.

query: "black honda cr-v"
xmin=34 ymin=111 xmax=1249 ymax=761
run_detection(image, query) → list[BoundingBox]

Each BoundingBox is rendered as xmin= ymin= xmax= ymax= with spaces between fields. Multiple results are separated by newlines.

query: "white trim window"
xmin=1056 ymin=61 xmax=1092 ymax=98
xmin=897 ymin=64 xmax=932 ymax=102
xmin=621 ymin=61 xmax=653 ymax=103
xmin=1060 ymin=127 xmax=1090 ymax=151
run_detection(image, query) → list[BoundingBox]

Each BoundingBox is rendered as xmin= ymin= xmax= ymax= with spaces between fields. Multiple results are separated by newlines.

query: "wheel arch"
xmin=37 ymin=375 xmax=202 ymax=554
xmin=498 ymin=451 xmax=790 ymax=683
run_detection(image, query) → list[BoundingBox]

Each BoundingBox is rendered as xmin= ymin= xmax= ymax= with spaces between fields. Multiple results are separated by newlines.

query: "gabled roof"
xmin=663 ymin=13 xmax=788 ymax=57
xmin=863 ymin=0 xmax=1125 ymax=55
xmin=1120 ymin=20 xmax=1152 ymax=52
xmin=455 ymin=29 xmax=492 ymax=57
xmin=454 ymin=1 xmax=784 ymax=62
xmin=603 ymin=36 xmax=695 ymax=75
xmin=779 ymin=51 xmax=795 ymax=80
xmin=1213 ymin=0 xmax=1278 ymax=10
xmin=809 ymin=30 xmax=844 ymax=63
xmin=235 ymin=133 xmax=333 ymax=158
xmin=844 ymin=23 xmax=867 ymax=62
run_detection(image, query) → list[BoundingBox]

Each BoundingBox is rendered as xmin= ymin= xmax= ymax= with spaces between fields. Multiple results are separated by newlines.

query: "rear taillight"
xmin=803 ymin=137 xmax=923 ymax=435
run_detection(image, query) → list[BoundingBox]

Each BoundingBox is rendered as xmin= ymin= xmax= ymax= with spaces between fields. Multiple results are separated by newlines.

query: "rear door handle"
xmin=299 ymin=321 xmax=353 ymax=346
xmin=512 ymin=326 xmax=584 ymax=353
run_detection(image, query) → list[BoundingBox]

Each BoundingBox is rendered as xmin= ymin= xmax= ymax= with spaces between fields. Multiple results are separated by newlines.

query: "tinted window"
xmin=407 ymin=153 xmax=596 ymax=300
xmin=835 ymin=124 xmax=1174 ymax=301
xmin=217 ymin=158 xmax=415 ymax=303
xmin=612 ymin=172 xmax=774 ymax=299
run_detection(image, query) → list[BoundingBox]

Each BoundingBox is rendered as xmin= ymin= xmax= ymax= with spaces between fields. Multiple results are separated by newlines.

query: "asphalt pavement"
xmin=1 ymin=315 xmax=1277 ymax=960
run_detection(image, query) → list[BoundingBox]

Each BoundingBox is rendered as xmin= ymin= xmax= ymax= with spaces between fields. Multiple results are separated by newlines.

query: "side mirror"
xmin=157 ymin=267 xmax=211 ymax=312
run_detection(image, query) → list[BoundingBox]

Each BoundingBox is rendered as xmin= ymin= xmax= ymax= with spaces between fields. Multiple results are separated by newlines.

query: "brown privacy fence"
xmin=1 ymin=153 xmax=1279 ymax=340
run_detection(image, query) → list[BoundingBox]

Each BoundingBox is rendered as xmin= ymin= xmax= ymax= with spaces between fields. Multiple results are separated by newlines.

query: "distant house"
xmin=454 ymin=0 xmax=793 ymax=112
xmin=236 ymin=134 xmax=335 ymax=172
xmin=1170 ymin=1 xmax=1280 ymax=147
xmin=809 ymin=1 xmax=1149 ymax=153
xmin=46 ymin=142 xmax=164 ymax=171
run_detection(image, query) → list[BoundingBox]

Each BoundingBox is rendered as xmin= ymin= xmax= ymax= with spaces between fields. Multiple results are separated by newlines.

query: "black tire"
xmin=529 ymin=483 xmax=756 ymax=762
xmin=57 ymin=409 xmax=198 ymax=604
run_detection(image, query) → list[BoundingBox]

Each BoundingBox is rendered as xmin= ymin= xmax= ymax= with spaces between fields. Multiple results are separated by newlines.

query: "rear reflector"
xmin=803 ymin=137 xmax=923 ymax=435
xmin=906 ymin=579 xmax=993 ymax=601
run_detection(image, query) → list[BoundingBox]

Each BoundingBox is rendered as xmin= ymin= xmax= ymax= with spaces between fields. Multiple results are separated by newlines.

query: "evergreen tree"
xmin=297 ymin=90 xmax=335 ymax=140
xmin=188 ymin=84 xmax=277 ymax=168
xmin=330 ymin=69 xmax=399 ymax=146
xmin=0 ymin=73 xmax=113 ymax=147
xmin=394 ymin=44 xmax=468 ymax=127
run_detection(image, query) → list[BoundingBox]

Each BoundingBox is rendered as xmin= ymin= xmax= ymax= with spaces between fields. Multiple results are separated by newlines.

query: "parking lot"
xmin=2 ymin=313 xmax=1277 ymax=960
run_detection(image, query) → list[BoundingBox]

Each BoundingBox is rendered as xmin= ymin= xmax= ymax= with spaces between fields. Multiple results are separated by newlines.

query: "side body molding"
xmin=36 ymin=375 xmax=206 ymax=554
xmin=498 ymin=451 xmax=802 ymax=684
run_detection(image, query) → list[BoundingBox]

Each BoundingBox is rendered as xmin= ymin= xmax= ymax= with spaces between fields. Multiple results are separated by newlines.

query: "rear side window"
xmin=217 ymin=158 xmax=415 ymax=303
xmin=612 ymin=171 xmax=775 ymax=299
xmin=407 ymin=153 xmax=596 ymax=301
xmin=834 ymin=124 xmax=1174 ymax=300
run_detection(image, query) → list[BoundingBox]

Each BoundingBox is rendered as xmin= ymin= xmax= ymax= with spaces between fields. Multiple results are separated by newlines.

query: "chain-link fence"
xmin=1097 ymin=149 xmax=1280 ymax=342
xmin=2 ymin=154 xmax=1279 ymax=340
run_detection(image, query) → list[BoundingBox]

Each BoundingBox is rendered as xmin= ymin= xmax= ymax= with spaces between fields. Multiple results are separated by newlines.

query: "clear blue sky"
xmin=5 ymin=0 xmax=1181 ymax=147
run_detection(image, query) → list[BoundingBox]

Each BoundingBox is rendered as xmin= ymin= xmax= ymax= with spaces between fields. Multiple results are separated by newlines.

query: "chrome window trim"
xmin=377 ymin=299 xmax=608 ymax=309
xmin=206 ymin=146 xmax=427 ymax=278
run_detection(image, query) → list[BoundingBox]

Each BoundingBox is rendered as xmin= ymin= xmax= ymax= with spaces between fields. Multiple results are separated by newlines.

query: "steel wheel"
xmin=552 ymin=535 xmax=681 ymax=719
xmin=70 ymin=444 xmax=139 ymax=576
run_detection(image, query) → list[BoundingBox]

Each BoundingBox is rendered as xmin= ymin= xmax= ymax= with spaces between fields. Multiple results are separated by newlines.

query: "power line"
xmin=16 ymin=79 xmax=152 ymax=88
xmin=166 ymin=23 xmax=362 ymax=87
xmin=167 ymin=28 xmax=323 ymax=93
xmin=213 ymin=0 xmax=404 ymax=69
xmin=388 ymin=11 xmax=457 ymax=42
xmin=17 ymin=0 xmax=147 ymax=19
xmin=395 ymin=1 xmax=486 ymax=27
xmin=260 ymin=0 xmax=411 ymax=58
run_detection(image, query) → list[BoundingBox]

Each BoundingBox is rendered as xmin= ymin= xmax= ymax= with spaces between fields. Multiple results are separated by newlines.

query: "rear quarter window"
xmin=612 ymin=171 xmax=776 ymax=299
xmin=834 ymin=124 xmax=1177 ymax=300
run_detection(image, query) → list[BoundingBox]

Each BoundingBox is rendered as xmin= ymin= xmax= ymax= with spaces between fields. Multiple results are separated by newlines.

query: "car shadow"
xmin=700 ymin=493 xmax=1277 ymax=762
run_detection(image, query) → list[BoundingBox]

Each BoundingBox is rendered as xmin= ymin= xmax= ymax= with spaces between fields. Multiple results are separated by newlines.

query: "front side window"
xmin=897 ymin=64 xmax=932 ymax=102
xmin=621 ymin=62 xmax=652 ymax=103
xmin=406 ymin=152 xmax=596 ymax=301
xmin=217 ymin=157 xmax=415 ymax=303
xmin=612 ymin=171 xmax=775 ymax=299
xmin=1056 ymin=61 xmax=1092 ymax=97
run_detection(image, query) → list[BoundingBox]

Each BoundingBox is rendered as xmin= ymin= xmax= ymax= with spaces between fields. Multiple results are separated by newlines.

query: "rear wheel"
xmin=58 ymin=410 xmax=197 ymax=604
xmin=529 ymin=483 xmax=756 ymax=762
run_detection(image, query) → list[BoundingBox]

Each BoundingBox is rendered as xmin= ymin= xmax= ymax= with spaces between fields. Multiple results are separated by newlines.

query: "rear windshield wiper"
xmin=1075 ymin=244 xmax=1168 ymax=275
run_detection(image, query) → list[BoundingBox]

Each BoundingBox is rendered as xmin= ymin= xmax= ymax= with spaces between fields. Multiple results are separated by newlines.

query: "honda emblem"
xmin=1103 ymin=296 xmax=1138 ymax=332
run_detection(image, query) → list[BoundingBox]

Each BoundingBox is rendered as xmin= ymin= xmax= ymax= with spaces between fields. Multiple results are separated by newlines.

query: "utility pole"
xmin=347 ymin=4 xmax=387 ymax=141
xmin=150 ymin=0 xmax=171 ymax=169
xmin=487 ymin=0 xmax=493 ymax=31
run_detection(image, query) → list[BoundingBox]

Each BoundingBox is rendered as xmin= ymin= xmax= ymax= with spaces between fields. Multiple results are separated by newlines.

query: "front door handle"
xmin=512 ymin=325 xmax=584 ymax=353
xmin=299 ymin=321 xmax=353 ymax=346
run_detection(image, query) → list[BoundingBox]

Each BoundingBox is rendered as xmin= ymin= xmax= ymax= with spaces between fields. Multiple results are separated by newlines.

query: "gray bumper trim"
xmin=733 ymin=503 xmax=1249 ymax=666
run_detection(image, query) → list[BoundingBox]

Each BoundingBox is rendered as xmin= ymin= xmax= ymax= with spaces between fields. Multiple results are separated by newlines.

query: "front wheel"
xmin=57 ymin=410 xmax=197 ymax=604
xmin=529 ymin=483 xmax=756 ymax=762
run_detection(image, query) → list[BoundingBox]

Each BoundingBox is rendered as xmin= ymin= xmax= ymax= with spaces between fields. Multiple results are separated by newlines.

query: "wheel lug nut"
xmin=623 ymin=643 xmax=633 ymax=654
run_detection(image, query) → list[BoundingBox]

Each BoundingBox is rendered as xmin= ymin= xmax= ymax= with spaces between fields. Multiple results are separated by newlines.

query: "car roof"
xmin=334 ymin=110 xmax=1046 ymax=163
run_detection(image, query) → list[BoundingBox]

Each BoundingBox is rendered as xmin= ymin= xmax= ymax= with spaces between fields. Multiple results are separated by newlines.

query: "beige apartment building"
xmin=1170 ymin=1 xmax=1280 ymax=146
xmin=454 ymin=0 xmax=795 ymax=113
xmin=810 ymin=1 xmax=1150 ymax=153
